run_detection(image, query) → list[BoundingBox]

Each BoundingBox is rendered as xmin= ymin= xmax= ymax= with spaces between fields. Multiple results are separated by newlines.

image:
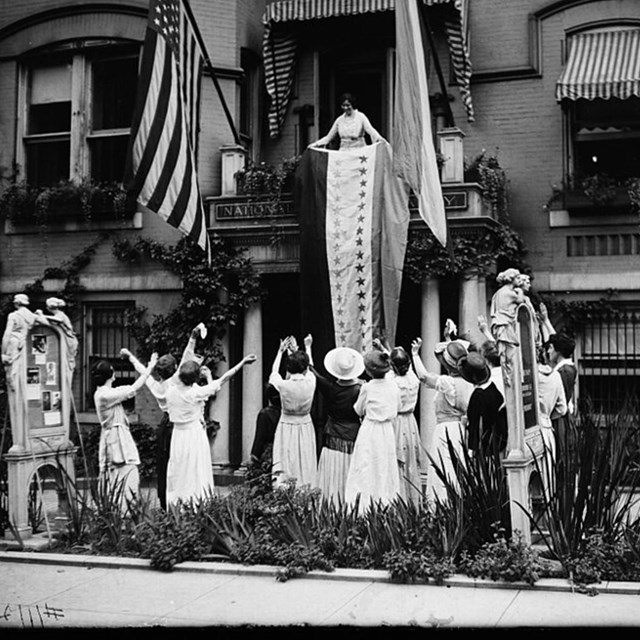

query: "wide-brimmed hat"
xmin=442 ymin=340 xmax=469 ymax=370
xmin=324 ymin=347 xmax=365 ymax=380
xmin=13 ymin=293 xmax=29 ymax=306
xmin=363 ymin=350 xmax=391 ymax=376
xmin=458 ymin=352 xmax=491 ymax=385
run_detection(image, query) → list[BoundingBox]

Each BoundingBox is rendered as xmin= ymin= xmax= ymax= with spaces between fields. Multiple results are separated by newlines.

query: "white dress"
xmin=425 ymin=375 xmax=474 ymax=505
xmin=269 ymin=370 xmax=317 ymax=488
xmin=390 ymin=369 xmax=425 ymax=507
xmin=344 ymin=378 xmax=401 ymax=513
xmin=165 ymin=378 xmax=221 ymax=506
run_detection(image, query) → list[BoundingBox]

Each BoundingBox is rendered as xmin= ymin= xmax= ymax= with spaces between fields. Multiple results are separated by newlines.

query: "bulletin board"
xmin=25 ymin=326 xmax=63 ymax=430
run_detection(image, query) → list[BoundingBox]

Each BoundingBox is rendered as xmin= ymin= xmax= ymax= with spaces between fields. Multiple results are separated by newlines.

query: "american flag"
xmin=125 ymin=0 xmax=210 ymax=262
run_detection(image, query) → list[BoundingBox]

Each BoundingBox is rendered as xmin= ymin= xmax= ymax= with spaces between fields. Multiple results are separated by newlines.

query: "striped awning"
xmin=263 ymin=0 xmax=474 ymax=138
xmin=556 ymin=28 xmax=640 ymax=101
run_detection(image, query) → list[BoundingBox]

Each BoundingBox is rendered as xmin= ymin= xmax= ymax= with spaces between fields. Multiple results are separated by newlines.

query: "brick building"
xmin=1 ymin=0 xmax=639 ymax=474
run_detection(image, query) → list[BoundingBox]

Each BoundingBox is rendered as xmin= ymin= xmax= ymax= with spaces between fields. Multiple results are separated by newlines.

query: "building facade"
xmin=1 ymin=0 xmax=639 ymax=474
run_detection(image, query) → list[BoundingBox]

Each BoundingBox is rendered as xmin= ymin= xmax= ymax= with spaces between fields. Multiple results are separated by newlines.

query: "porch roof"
xmin=262 ymin=0 xmax=474 ymax=138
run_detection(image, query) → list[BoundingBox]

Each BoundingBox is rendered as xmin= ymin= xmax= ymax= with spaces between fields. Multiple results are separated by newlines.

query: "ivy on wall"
xmin=111 ymin=235 xmax=264 ymax=366
xmin=404 ymin=224 xmax=528 ymax=282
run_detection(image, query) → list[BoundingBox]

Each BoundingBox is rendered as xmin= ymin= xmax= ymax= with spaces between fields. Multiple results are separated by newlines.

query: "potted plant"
xmin=0 ymin=179 xmax=131 ymax=225
xmin=562 ymin=173 xmax=634 ymax=211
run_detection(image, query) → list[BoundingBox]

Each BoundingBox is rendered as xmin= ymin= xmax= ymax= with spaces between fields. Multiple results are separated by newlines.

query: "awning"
xmin=556 ymin=28 xmax=640 ymax=101
xmin=263 ymin=0 xmax=474 ymax=138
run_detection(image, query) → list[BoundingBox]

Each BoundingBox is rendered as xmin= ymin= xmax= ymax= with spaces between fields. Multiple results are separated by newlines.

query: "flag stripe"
xmin=125 ymin=0 xmax=210 ymax=262
xmin=134 ymin=40 xmax=176 ymax=203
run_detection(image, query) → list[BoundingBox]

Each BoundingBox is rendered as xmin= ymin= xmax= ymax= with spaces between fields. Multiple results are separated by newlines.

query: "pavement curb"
xmin=2 ymin=549 xmax=640 ymax=595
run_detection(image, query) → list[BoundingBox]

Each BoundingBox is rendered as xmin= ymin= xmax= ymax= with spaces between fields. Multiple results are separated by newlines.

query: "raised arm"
xmin=124 ymin=351 xmax=159 ymax=394
xmin=410 ymin=338 xmax=440 ymax=387
xmin=477 ymin=315 xmax=495 ymax=344
xmin=538 ymin=302 xmax=556 ymax=342
xmin=216 ymin=354 xmax=257 ymax=388
xmin=303 ymin=333 xmax=313 ymax=366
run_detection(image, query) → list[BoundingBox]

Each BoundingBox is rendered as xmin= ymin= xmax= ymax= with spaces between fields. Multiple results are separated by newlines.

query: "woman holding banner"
xmin=308 ymin=93 xmax=384 ymax=150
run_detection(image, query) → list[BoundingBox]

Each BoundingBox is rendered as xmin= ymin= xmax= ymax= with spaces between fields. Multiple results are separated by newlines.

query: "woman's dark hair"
xmin=154 ymin=354 xmax=177 ymax=381
xmin=178 ymin=360 xmax=201 ymax=386
xmin=480 ymin=340 xmax=501 ymax=367
xmin=339 ymin=92 xmax=357 ymax=108
xmin=286 ymin=350 xmax=309 ymax=374
xmin=91 ymin=360 xmax=114 ymax=387
xmin=547 ymin=333 xmax=576 ymax=358
xmin=390 ymin=347 xmax=411 ymax=376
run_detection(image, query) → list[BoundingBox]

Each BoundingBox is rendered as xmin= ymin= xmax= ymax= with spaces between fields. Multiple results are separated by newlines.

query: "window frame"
xmin=16 ymin=39 xmax=140 ymax=186
xmin=81 ymin=300 xmax=137 ymax=412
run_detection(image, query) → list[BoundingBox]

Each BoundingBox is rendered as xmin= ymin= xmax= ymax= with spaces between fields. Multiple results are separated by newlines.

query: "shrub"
xmin=459 ymin=528 xmax=543 ymax=585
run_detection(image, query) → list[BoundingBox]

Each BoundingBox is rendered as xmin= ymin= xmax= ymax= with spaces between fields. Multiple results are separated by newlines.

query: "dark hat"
xmin=443 ymin=340 xmax=469 ymax=370
xmin=363 ymin=350 xmax=391 ymax=376
xmin=458 ymin=352 xmax=491 ymax=385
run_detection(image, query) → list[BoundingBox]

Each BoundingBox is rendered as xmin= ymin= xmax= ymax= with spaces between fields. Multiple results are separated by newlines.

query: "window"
xmin=577 ymin=307 xmax=640 ymax=414
xmin=20 ymin=42 xmax=139 ymax=187
xmin=83 ymin=302 xmax=136 ymax=411
xmin=557 ymin=28 xmax=640 ymax=187
xmin=239 ymin=48 xmax=261 ymax=156
xmin=569 ymin=97 xmax=640 ymax=182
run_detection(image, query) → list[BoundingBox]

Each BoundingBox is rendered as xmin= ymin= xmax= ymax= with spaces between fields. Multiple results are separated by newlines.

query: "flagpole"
xmin=182 ymin=0 xmax=243 ymax=146
xmin=418 ymin=4 xmax=455 ymax=128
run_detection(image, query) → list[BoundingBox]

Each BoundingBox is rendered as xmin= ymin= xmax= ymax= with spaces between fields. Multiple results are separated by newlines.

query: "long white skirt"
xmin=317 ymin=446 xmax=352 ymax=505
xmin=166 ymin=421 xmax=214 ymax=507
xmin=344 ymin=419 xmax=400 ymax=513
xmin=394 ymin=412 xmax=425 ymax=507
xmin=425 ymin=420 xmax=466 ymax=505
xmin=272 ymin=418 xmax=317 ymax=489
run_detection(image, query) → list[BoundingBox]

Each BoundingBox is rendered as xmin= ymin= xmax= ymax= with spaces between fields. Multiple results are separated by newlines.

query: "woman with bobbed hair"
xmin=92 ymin=350 xmax=158 ymax=505
xmin=308 ymin=92 xmax=384 ymax=150
xmin=165 ymin=353 xmax=256 ymax=506
xmin=269 ymin=335 xmax=318 ymax=489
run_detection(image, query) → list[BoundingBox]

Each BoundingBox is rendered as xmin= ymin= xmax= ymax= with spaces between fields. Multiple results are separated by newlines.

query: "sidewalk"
xmin=1 ymin=550 xmax=640 ymax=629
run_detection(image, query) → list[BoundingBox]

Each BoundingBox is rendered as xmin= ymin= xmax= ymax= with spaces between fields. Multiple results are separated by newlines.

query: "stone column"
xmin=419 ymin=277 xmax=440 ymax=459
xmin=459 ymin=268 xmax=481 ymax=344
xmin=242 ymin=300 xmax=263 ymax=463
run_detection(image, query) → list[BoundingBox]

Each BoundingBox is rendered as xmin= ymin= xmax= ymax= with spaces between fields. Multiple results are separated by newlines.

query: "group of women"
xmin=92 ymin=325 xmax=256 ymax=510
xmin=265 ymin=333 xmax=440 ymax=512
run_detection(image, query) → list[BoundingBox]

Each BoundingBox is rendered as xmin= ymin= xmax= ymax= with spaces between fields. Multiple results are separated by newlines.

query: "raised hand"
xmin=411 ymin=338 xmax=422 ymax=356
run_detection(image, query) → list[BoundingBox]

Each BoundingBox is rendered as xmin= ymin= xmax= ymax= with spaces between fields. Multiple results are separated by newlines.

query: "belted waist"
xmin=398 ymin=410 xmax=414 ymax=415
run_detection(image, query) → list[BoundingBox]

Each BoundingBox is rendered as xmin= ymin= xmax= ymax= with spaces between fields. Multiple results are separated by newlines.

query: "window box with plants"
xmin=0 ymin=179 xmax=135 ymax=227
xmin=559 ymin=174 xmax=640 ymax=213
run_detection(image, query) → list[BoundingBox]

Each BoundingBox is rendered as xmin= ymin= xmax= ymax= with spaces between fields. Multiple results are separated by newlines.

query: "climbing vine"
xmin=111 ymin=235 xmax=264 ymax=366
xmin=404 ymin=223 xmax=528 ymax=282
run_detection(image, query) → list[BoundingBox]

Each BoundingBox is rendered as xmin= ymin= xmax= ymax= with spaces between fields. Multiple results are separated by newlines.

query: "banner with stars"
xmin=297 ymin=141 xmax=409 ymax=366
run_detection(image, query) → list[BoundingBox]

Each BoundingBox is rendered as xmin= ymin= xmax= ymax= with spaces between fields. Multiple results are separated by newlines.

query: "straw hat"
xmin=458 ymin=352 xmax=491 ymax=386
xmin=324 ymin=347 xmax=365 ymax=380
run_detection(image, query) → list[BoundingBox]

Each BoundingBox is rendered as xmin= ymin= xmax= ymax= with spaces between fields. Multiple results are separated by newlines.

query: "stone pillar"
xmin=242 ymin=300 xmax=263 ymax=462
xmin=211 ymin=332 xmax=231 ymax=469
xmin=459 ymin=268 xmax=481 ymax=344
xmin=419 ymin=277 xmax=440 ymax=461
xmin=437 ymin=127 xmax=465 ymax=184
xmin=220 ymin=144 xmax=246 ymax=196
